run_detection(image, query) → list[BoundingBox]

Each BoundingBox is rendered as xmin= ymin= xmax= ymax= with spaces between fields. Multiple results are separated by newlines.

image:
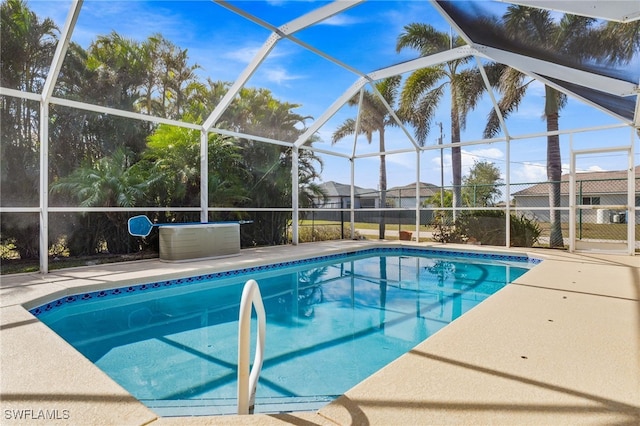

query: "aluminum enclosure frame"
xmin=1 ymin=0 xmax=638 ymax=273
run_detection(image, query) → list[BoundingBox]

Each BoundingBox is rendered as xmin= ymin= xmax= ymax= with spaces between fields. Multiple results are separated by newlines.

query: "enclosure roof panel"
xmin=500 ymin=1 xmax=640 ymax=23
xmin=4 ymin=0 xmax=639 ymax=147
xmin=435 ymin=0 xmax=640 ymax=129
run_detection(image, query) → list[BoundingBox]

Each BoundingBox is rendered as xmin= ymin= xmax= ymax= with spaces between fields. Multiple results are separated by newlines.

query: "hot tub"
xmin=158 ymin=223 xmax=240 ymax=261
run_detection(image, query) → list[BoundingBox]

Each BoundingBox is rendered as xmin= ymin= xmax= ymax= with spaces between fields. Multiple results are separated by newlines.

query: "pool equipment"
xmin=127 ymin=215 xmax=252 ymax=237
xmin=128 ymin=215 xmax=252 ymax=261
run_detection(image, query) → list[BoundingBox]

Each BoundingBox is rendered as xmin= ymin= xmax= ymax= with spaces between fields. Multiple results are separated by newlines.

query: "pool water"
xmin=33 ymin=249 xmax=537 ymax=416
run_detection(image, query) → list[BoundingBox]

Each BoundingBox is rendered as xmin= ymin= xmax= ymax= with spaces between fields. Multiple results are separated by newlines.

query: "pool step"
xmin=143 ymin=395 xmax=337 ymax=417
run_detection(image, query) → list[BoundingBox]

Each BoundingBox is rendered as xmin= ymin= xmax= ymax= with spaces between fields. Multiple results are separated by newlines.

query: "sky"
xmin=29 ymin=0 xmax=639 ymax=191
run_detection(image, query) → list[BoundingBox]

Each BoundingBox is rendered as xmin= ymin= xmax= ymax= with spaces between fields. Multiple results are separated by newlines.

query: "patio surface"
xmin=1 ymin=240 xmax=638 ymax=425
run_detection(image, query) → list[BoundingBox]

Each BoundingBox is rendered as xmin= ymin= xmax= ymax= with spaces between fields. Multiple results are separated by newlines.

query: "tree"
xmin=3 ymin=4 xmax=326 ymax=258
xmin=425 ymin=189 xmax=453 ymax=209
xmin=211 ymin=87 xmax=323 ymax=245
xmin=426 ymin=189 xmax=454 ymax=230
xmin=483 ymin=6 xmax=624 ymax=247
xmin=396 ymin=23 xmax=489 ymax=218
xmin=135 ymin=34 xmax=203 ymax=120
xmin=462 ymin=160 xmax=503 ymax=207
xmin=82 ymin=32 xmax=153 ymax=155
xmin=50 ymin=147 xmax=148 ymax=254
xmin=142 ymin=120 xmax=249 ymax=211
xmin=332 ymin=76 xmax=401 ymax=239
xmin=0 ymin=0 xmax=58 ymax=258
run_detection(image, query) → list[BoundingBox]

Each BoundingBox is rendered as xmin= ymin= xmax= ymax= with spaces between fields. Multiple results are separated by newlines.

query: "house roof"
xmin=318 ymin=181 xmax=377 ymax=198
xmin=513 ymin=166 xmax=640 ymax=196
xmin=319 ymin=181 xmax=441 ymax=198
xmin=386 ymin=182 xmax=440 ymax=198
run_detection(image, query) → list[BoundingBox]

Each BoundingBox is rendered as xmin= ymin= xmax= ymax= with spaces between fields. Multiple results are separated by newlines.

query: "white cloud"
xmin=262 ymin=66 xmax=303 ymax=85
xmin=463 ymin=147 xmax=504 ymax=161
xmin=431 ymin=152 xmax=451 ymax=168
xmin=386 ymin=152 xmax=415 ymax=167
xmin=83 ymin=2 xmax=189 ymax=44
xmin=318 ymin=14 xmax=364 ymax=26
xmin=512 ymin=162 xmax=547 ymax=183
xmin=460 ymin=147 xmax=505 ymax=175
xmin=580 ymin=165 xmax=606 ymax=173
xmin=223 ymin=46 xmax=262 ymax=63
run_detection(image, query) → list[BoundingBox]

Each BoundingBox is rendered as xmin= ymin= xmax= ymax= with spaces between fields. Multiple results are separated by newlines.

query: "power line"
xmin=456 ymin=151 xmax=638 ymax=173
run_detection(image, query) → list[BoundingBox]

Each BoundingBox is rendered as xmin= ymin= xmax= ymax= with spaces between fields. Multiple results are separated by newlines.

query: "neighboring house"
xmin=313 ymin=181 xmax=439 ymax=225
xmin=386 ymin=182 xmax=441 ymax=208
xmin=315 ymin=181 xmax=378 ymax=209
xmin=315 ymin=181 xmax=441 ymax=209
xmin=512 ymin=166 xmax=640 ymax=223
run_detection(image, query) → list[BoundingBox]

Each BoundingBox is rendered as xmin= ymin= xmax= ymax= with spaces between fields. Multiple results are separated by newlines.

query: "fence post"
xmin=340 ymin=197 xmax=344 ymax=240
xmin=578 ymin=180 xmax=582 ymax=239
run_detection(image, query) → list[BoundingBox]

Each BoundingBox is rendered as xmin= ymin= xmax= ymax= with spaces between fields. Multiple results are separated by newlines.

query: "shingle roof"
xmin=318 ymin=181 xmax=377 ymax=198
xmin=319 ymin=181 xmax=441 ymax=198
xmin=386 ymin=182 xmax=440 ymax=198
xmin=513 ymin=166 xmax=640 ymax=196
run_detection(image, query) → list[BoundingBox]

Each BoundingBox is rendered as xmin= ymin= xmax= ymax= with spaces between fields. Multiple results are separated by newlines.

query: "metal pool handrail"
xmin=237 ymin=279 xmax=266 ymax=415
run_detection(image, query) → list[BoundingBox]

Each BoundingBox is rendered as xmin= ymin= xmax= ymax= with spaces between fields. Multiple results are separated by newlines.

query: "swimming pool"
xmin=31 ymin=247 xmax=540 ymax=416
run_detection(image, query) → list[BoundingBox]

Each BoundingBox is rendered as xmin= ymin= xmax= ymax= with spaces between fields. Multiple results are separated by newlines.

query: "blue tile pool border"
xmin=29 ymin=247 xmax=541 ymax=318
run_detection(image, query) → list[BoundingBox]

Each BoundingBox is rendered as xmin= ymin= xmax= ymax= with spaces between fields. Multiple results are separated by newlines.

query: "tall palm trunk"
xmin=545 ymin=86 xmax=564 ymax=247
xmin=451 ymin=101 xmax=462 ymax=220
xmin=379 ymin=128 xmax=387 ymax=239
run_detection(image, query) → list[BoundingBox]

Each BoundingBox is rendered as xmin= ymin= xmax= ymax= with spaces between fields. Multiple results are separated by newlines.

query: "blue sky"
xmin=30 ymin=0 xmax=639 ymax=190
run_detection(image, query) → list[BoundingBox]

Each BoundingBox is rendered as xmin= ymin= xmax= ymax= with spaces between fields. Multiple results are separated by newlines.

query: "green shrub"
xmin=295 ymin=225 xmax=361 ymax=242
xmin=431 ymin=210 xmax=541 ymax=247
xmin=0 ymin=239 xmax=19 ymax=260
xmin=431 ymin=213 xmax=463 ymax=244
xmin=509 ymin=213 xmax=542 ymax=247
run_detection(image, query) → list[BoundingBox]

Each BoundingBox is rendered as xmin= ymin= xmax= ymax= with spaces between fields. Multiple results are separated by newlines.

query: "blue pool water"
xmin=32 ymin=248 xmax=539 ymax=416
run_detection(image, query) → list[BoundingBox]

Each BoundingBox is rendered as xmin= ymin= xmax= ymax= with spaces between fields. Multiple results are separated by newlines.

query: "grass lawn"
xmin=538 ymin=222 xmax=638 ymax=240
xmin=301 ymin=220 xmax=637 ymax=239
xmin=299 ymin=219 xmax=638 ymax=240
xmin=297 ymin=220 xmax=434 ymax=232
xmin=3 ymin=221 xmax=636 ymax=274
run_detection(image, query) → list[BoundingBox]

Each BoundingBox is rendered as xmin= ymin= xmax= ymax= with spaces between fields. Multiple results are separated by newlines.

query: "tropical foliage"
xmin=483 ymin=6 xmax=638 ymax=247
xmin=331 ymin=76 xmax=401 ymax=239
xmin=396 ymin=23 xmax=494 ymax=216
xmin=2 ymin=1 xmax=636 ymax=262
xmin=1 ymin=0 xmax=58 ymax=257
xmin=432 ymin=210 xmax=541 ymax=248
xmin=1 ymin=0 xmax=323 ymax=257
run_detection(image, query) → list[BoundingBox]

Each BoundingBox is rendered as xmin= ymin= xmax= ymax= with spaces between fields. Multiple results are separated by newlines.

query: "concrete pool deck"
xmin=1 ymin=241 xmax=638 ymax=425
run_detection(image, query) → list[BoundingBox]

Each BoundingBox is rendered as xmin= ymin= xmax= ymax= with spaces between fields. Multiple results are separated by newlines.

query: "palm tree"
xmin=83 ymin=32 xmax=152 ymax=156
xmin=593 ymin=20 xmax=640 ymax=65
xmin=483 ymin=6 xmax=618 ymax=248
xmin=50 ymin=147 xmax=148 ymax=253
xmin=143 ymin=121 xmax=249 ymax=210
xmin=396 ymin=23 xmax=488 ymax=219
xmin=331 ymin=76 xmax=401 ymax=239
xmin=136 ymin=34 xmax=202 ymax=120
xmin=1 ymin=0 xmax=58 ymax=258
xmin=215 ymin=87 xmax=323 ymax=245
xmin=86 ymin=31 xmax=148 ymax=110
